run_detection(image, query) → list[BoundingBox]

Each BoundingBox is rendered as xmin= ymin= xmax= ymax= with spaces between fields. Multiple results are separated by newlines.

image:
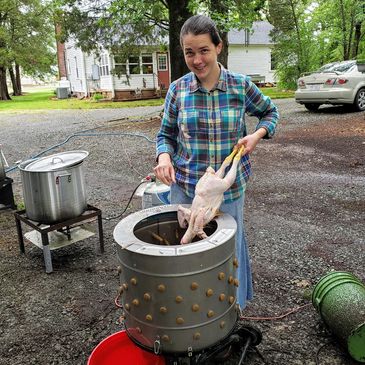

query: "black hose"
xmin=102 ymin=180 xmax=146 ymax=221
xmin=238 ymin=337 xmax=252 ymax=365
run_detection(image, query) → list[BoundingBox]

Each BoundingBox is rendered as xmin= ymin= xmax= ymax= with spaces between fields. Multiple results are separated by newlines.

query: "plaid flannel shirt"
xmin=156 ymin=65 xmax=279 ymax=203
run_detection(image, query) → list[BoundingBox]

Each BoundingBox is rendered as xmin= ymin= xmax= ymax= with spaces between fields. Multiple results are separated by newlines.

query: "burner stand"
xmin=157 ymin=322 xmax=262 ymax=365
xmin=14 ymin=204 xmax=104 ymax=273
xmin=0 ymin=177 xmax=16 ymax=210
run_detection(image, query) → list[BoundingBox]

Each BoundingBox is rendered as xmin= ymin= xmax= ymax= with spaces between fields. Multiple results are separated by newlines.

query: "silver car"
xmin=295 ymin=60 xmax=365 ymax=111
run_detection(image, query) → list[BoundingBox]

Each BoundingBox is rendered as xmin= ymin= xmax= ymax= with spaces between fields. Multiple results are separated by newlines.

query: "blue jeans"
xmin=170 ymin=183 xmax=253 ymax=308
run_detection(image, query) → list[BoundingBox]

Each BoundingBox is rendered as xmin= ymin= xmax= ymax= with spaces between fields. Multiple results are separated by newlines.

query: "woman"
xmin=154 ymin=14 xmax=279 ymax=309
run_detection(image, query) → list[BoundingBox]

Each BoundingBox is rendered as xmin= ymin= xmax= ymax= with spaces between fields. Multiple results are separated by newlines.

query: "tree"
xmin=311 ymin=0 xmax=365 ymax=62
xmin=56 ymin=0 xmax=264 ymax=81
xmin=268 ymin=0 xmax=365 ymax=88
xmin=0 ymin=0 xmax=55 ymax=100
xmin=267 ymin=0 xmax=313 ymax=89
xmin=166 ymin=0 xmax=192 ymax=80
xmin=56 ymin=0 xmax=189 ymax=82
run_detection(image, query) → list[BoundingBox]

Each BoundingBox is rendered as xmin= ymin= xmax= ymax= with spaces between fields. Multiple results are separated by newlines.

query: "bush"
xmin=93 ymin=93 xmax=103 ymax=101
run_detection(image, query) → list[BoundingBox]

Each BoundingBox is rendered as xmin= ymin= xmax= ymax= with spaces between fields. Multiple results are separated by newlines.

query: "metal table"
xmin=14 ymin=204 xmax=104 ymax=273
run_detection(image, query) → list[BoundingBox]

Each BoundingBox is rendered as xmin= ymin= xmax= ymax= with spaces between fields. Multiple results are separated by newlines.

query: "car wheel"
xmin=304 ymin=103 xmax=320 ymax=112
xmin=353 ymin=88 xmax=365 ymax=111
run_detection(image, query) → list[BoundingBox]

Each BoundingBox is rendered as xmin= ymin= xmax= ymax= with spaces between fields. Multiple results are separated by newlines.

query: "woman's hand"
xmin=154 ymin=153 xmax=176 ymax=186
xmin=236 ymin=127 xmax=267 ymax=154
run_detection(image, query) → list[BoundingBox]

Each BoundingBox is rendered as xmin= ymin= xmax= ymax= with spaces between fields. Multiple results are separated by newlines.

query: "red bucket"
xmin=87 ymin=331 xmax=165 ymax=365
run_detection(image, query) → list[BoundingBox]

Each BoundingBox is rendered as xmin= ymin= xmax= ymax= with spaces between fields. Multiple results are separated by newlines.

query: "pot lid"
xmin=23 ymin=151 xmax=89 ymax=172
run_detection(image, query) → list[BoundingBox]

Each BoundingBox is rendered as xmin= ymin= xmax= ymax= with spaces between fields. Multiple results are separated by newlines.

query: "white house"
xmin=60 ymin=21 xmax=275 ymax=101
xmin=228 ymin=21 xmax=276 ymax=84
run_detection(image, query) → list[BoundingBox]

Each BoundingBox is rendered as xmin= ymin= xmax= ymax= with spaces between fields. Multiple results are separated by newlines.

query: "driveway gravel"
xmin=0 ymin=100 xmax=364 ymax=365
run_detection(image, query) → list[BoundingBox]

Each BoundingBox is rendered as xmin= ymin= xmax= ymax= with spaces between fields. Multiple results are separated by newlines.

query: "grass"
xmin=0 ymin=87 xmax=294 ymax=112
xmin=259 ymin=87 xmax=295 ymax=99
xmin=0 ymin=89 xmax=164 ymax=111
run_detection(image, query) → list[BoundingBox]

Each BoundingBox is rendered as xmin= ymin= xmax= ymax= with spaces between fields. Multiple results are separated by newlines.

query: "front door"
xmin=157 ymin=53 xmax=170 ymax=90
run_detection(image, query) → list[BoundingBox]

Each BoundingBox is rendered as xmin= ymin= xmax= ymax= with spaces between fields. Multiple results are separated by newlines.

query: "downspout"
xmin=109 ymin=53 xmax=115 ymax=99
xmin=82 ymin=51 xmax=89 ymax=97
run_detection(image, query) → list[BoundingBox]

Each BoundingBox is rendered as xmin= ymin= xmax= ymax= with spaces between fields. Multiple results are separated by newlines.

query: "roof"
xmin=228 ymin=21 xmax=273 ymax=45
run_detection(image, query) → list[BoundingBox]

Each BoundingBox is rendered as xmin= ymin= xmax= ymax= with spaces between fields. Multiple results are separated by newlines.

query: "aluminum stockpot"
xmin=19 ymin=151 xmax=88 ymax=223
xmin=113 ymin=204 xmax=239 ymax=354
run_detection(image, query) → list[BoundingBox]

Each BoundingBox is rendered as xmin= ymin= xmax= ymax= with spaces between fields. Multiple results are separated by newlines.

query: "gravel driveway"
xmin=0 ymin=100 xmax=364 ymax=365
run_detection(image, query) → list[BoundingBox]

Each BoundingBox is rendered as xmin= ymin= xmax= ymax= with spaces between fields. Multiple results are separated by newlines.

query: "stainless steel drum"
xmin=113 ymin=204 xmax=239 ymax=354
xmin=19 ymin=151 xmax=88 ymax=223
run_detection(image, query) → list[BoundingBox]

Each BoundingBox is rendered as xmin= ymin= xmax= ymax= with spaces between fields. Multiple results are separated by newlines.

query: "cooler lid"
xmin=23 ymin=151 xmax=89 ymax=172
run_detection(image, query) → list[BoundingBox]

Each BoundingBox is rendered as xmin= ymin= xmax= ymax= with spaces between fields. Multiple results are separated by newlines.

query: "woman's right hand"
xmin=154 ymin=153 xmax=176 ymax=186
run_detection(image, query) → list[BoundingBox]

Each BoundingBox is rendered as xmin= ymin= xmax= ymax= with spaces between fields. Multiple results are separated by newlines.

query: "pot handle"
xmin=52 ymin=156 xmax=64 ymax=165
xmin=56 ymin=173 xmax=72 ymax=185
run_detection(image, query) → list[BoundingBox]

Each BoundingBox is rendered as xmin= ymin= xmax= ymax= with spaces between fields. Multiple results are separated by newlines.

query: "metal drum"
xmin=113 ymin=204 xmax=239 ymax=354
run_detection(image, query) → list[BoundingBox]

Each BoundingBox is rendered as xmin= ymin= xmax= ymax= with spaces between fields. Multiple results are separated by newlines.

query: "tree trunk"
xmin=9 ymin=66 xmax=21 ymax=96
xmin=209 ymin=0 xmax=229 ymax=68
xmin=167 ymin=0 xmax=192 ymax=81
xmin=289 ymin=0 xmax=306 ymax=74
xmin=339 ymin=0 xmax=348 ymax=60
xmin=15 ymin=64 xmax=22 ymax=95
xmin=0 ymin=66 xmax=11 ymax=101
xmin=352 ymin=22 xmax=362 ymax=59
xmin=217 ymin=31 xmax=228 ymax=68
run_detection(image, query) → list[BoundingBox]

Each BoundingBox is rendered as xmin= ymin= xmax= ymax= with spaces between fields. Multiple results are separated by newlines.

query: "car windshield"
xmin=318 ymin=61 xmax=356 ymax=73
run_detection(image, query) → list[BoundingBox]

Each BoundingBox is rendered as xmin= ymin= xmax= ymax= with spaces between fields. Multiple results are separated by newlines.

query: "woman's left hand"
xmin=236 ymin=127 xmax=267 ymax=155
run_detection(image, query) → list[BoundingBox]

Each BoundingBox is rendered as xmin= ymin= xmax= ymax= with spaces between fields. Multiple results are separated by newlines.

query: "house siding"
xmin=113 ymin=74 xmax=157 ymax=90
xmin=65 ymin=39 xmax=87 ymax=95
xmin=228 ymin=45 xmax=276 ymax=84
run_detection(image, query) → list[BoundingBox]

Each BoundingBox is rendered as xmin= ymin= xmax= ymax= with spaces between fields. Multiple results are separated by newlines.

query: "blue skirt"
xmin=170 ymin=183 xmax=253 ymax=308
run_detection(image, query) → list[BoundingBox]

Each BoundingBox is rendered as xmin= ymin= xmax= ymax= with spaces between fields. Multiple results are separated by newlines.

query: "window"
xmin=100 ymin=54 xmax=110 ymax=76
xmin=142 ymin=54 xmax=153 ymax=74
xmin=113 ymin=53 xmax=154 ymax=75
xmin=318 ymin=61 xmax=356 ymax=73
xmin=158 ymin=54 xmax=167 ymax=71
xmin=114 ymin=55 xmax=127 ymax=75
xmin=129 ymin=56 xmax=140 ymax=74
xmin=270 ymin=52 xmax=277 ymax=71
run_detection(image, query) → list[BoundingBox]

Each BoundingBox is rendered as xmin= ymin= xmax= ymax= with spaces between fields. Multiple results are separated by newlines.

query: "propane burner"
xmin=154 ymin=322 xmax=262 ymax=364
xmin=133 ymin=211 xmax=218 ymax=246
xmin=14 ymin=204 xmax=104 ymax=273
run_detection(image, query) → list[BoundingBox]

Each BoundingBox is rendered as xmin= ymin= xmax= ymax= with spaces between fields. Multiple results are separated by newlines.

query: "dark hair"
xmin=180 ymin=15 xmax=222 ymax=47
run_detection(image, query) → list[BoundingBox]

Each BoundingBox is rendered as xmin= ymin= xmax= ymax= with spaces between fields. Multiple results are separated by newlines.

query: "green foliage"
xmin=0 ymin=0 xmax=56 ymax=98
xmin=93 ymin=93 xmax=103 ymax=101
xmin=269 ymin=0 xmax=365 ymax=88
xmin=55 ymin=0 xmax=170 ymax=61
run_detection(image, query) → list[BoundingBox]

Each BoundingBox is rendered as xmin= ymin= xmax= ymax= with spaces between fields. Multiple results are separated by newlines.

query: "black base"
xmin=0 ymin=177 xmax=16 ymax=210
xmin=130 ymin=321 xmax=262 ymax=365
